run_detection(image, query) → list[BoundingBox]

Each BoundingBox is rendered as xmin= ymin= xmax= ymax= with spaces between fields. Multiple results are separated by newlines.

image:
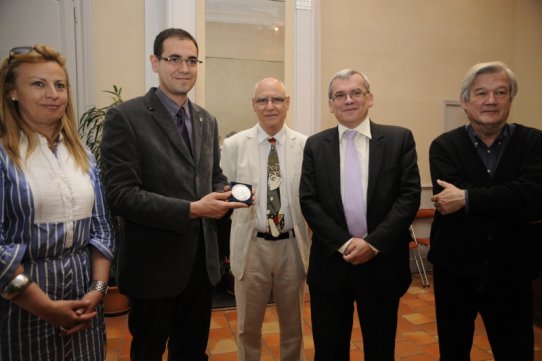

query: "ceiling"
xmin=206 ymin=0 xmax=285 ymax=26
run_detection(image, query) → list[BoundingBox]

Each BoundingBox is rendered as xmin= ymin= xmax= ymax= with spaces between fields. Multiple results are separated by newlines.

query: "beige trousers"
xmin=235 ymin=235 xmax=306 ymax=361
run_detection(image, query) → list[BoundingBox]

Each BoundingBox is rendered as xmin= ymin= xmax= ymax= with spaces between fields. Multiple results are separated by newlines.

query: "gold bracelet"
xmin=1 ymin=273 xmax=32 ymax=300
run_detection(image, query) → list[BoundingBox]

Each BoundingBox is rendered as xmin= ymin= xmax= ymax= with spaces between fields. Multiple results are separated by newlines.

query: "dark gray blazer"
xmin=300 ymin=122 xmax=421 ymax=298
xmin=101 ymin=88 xmax=227 ymax=299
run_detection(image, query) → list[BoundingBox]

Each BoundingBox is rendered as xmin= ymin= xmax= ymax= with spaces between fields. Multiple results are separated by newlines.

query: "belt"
xmin=256 ymin=230 xmax=295 ymax=241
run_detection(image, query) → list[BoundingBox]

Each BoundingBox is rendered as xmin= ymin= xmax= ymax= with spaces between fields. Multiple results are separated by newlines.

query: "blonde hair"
xmin=0 ymin=44 xmax=89 ymax=172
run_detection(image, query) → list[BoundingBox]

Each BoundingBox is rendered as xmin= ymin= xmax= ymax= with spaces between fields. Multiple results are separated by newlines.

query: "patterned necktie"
xmin=267 ymin=137 xmax=284 ymax=236
xmin=343 ymin=129 xmax=367 ymax=237
xmin=176 ymin=107 xmax=192 ymax=157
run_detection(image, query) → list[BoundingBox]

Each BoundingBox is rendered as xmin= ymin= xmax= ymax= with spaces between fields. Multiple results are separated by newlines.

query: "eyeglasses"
xmin=8 ymin=46 xmax=35 ymax=63
xmin=254 ymin=96 xmax=287 ymax=106
xmin=331 ymin=88 xmax=369 ymax=102
xmin=157 ymin=56 xmax=202 ymax=67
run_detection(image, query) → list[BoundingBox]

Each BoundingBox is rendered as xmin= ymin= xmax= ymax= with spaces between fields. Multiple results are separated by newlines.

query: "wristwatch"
xmin=90 ymin=280 xmax=109 ymax=295
xmin=1 ymin=273 xmax=32 ymax=300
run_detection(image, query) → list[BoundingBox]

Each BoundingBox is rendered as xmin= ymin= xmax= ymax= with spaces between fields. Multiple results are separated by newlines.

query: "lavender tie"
xmin=343 ymin=129 xmax=367 ymax=237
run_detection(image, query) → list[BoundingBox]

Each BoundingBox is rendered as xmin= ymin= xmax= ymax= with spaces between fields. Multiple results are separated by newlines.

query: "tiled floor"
xmin=105 ymin=273 xmax=542 ymax=360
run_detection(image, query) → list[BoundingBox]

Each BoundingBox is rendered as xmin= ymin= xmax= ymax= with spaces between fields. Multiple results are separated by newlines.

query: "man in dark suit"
xmin=101 ymin=28 xmax=247 ymax=361
xmin=299 ymin=69 xmax=421 ymax=361
xmin=429 ymin=61 xmax=542 ymax=360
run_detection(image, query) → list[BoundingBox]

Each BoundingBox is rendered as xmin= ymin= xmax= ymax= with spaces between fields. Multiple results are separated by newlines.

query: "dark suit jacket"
xmin=299 ymin=122 xmax=421 ymax=298
xmin=428 ymin=124 xmax=542 ymax=284
xmin=101 ymin=88 xmax=227 ymax=299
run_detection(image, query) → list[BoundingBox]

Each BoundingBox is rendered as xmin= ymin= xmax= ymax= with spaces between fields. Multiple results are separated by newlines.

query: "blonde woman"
xmin=0 ymin=45 xmax=115 ymax=360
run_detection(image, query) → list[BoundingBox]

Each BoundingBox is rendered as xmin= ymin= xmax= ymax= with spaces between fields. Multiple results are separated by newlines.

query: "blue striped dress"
xmin=0 ymin=135 xmax=116 ymax=361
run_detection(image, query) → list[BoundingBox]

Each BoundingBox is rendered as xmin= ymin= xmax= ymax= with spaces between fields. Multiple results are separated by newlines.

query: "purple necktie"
xmin=176 ymin=107 xmax=192 ymax=157
xmin=343 ymin=129 xmax=367 ymax=237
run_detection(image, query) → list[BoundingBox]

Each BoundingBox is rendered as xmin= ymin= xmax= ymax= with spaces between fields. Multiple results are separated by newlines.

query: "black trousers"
xmin=128 ymin=241 xmax=213 ymax=361
xmin=309 ymin=279 xmax=400 ymax=361
xmin=433 ymin=266 xmax=534 ymax=361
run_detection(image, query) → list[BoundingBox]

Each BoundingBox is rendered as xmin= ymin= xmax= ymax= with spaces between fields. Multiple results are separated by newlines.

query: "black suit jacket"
xmin=300 ymin=122 xmax=421 ymax=298
xmin=101 ymin=88 xmax=227 ymax=299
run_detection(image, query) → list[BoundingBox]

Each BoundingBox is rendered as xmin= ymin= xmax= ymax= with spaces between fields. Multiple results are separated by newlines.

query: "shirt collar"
xmin=466 ymin=123 xmax=513 ymax=148
xmin=338 ymin=116 xmax=372 ymax=140
xmin=155 ymin=87 xmax=189 ymax=119
xmin=257 ymin=124 xmax=286 ymax=145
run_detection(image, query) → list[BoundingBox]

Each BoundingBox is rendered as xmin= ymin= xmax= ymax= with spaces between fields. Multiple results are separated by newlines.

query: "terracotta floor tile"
xmin=395 ymin=340 xmax=425 ymax=358
xmin=397 ymin=316 xmax=423 ymax=333
xmin=209 ymin=326 xmax=235 ymax=340
xmin=407 ymin=286 xmax=428 ymax=295
xmin=224 ymin=310 xmax=238 ymax=322
xmin=402 ymin=298 xmax=429 ymax=309
xmin=261 ymin=320 xmax=280 ymax=334
xmin=104 ymin=273 xmax=542 ymax=361
xmin=210 ymin=315 xmax=230 ymax=329
xmin=402 ymin=331 xmax=438 ymax=345
xmin=416 ymin=321 xmax=439 ymax=335
xmin=473 ymin=333 xmax=491 ymax=350
xmin=304 ymin=347 xmax=315 ymax=360
xmin=209 ymin=351 xmax=237 ymax=361
xmin=351 ymin=326 xmax=363 ymax=339
xmin=208 ymin=337 xmax=238 ymax=354
xmin=349 ymin=348 xmax=365 ymax=360
xmin=419 ymin=342 xmax=441 ymax=358
xmin=351 ymin=339 xmax=364 ymax=351
xmin=402 ymin=353 xmax=438 ymax=361
xmin=470 ymin=344 xmax=494 ymax=361
xmin=303 ymin=334 xmax=314 ymax=349
xmin=401 ymin=312 xmax=434 ymax=325
xmin=262 ymin=333 xmax=280 ymax=347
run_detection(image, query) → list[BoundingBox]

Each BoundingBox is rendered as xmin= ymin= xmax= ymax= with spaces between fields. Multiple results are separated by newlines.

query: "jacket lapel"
xmin=325 ymin=127 xmax=343 ymax=212
xmin=284 ymin=127 xmax=297 ymax=200
xmin=367 ymin=121 xmax=384 ymax=207
xmin=246 ymin=126 xmax=261 ymax=187
xmin=190 ymin=102 xmax=203 ymax=167
xmin=145 ymin=90 xmax=194 ymax=166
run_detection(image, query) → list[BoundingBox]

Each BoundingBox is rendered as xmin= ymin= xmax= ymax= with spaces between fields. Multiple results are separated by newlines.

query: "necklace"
xmin=47 ymin=140 xmax=56 ymax=152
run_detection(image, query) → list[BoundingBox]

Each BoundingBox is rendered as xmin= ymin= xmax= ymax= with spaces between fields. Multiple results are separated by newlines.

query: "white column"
xmin=292 ymin=0 xmax=320 ymax=136
xmin=145 ymin=0 xmax=197 ymax=93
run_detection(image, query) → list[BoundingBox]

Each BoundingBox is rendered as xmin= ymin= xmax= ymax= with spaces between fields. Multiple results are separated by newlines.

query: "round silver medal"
xmin=231 ymin=183 xmax=251 ymax=202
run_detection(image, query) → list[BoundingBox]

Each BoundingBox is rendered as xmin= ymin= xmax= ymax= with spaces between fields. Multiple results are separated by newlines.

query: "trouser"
xmin=433 ymin=266 xmax=534 ymax=361
xmin=128 ymin=241 xmax=213 ymax=361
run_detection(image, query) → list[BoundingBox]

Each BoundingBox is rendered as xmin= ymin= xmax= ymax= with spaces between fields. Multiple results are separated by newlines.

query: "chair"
xmin=413 ymin=208 xmax=435 ymax=247
xmin=409 ymin=226 xmax=430 ymax=287
xmin=408 ymin=208 xmax=436 ymax=287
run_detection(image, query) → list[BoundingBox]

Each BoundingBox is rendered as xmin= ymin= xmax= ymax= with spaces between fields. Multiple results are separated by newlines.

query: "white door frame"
xmin=75 ymin=0 xmax=96 ymax=117
xmin=144 ymin=0 xmax=320 ymax=135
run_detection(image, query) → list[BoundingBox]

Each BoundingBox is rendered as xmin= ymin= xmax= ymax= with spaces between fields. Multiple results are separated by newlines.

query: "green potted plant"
xmin=79 ymin=85 xmax=129 ymax=316
xmin=79 ymin=85 xmax=123 ymax=170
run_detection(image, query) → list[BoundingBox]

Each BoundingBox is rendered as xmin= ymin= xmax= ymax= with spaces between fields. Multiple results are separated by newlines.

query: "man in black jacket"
xmin=429 ymin=61 xmax=542 ymax=360
xmin=300 ymin=69 xmax=420 ymax=361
